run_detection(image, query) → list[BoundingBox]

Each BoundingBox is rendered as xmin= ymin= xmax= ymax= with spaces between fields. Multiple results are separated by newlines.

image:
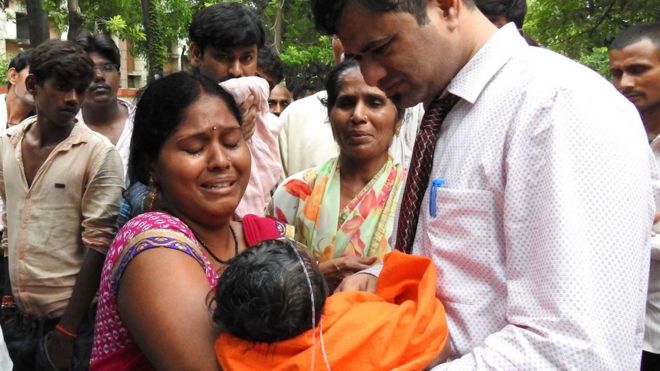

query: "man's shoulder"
xmin=78 ymin=122 xmax=116 ymax=148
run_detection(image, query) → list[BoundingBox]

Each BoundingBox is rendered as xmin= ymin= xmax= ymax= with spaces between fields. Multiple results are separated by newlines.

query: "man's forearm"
xmin=58 ymin=249 xmax=105 ymax=331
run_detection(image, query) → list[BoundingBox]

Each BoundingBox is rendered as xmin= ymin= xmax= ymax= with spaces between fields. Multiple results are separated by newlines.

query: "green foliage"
xmin=235 ymin=0 xmax=334 ymax=92
xmin=526 ymin=0 xmax=660 ymax=76
xmin=0 ymin=55 xmax=9 ymax=86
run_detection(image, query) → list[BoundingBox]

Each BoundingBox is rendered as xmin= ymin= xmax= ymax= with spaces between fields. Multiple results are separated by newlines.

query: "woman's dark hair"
xmin=213 ymin=239 xmax=329 ymax=343
xmin=324 ymin=58 xmax=404 ymax=122
xmin=76 ymin=32 xmax=121 ymax=68
xmin=475 ymin=0 xmax=527 ymax=29
xmin=188 ymin=3 xmax=265 ymax=54
xmin=128 ymin=72 xmax=242 ymax=186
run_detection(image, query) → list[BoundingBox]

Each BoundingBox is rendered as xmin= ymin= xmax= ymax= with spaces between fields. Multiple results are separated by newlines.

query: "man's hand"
xmin=45 ymin=331 xmax=74 ymax=370
xmin=334 ymin=272 xmax=379 ymax=294
xmin=240 ymin=94 xmax=257 ymax=140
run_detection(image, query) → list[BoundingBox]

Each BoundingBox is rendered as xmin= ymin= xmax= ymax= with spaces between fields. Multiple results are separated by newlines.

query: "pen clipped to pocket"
xmin=429 ymin=178 xmax=445 ymax=218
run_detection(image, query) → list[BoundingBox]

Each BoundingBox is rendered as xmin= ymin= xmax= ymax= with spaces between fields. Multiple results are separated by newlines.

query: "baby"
xmin=213 ymin=239 xmax=450 ymax=370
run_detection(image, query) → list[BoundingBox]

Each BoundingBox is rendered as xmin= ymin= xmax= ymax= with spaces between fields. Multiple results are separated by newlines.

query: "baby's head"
xmin=213 ymin=239 xmax=329 ymax=343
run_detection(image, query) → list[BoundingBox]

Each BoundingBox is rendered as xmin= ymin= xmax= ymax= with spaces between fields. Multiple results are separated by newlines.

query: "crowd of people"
xmin=0 ymin=0 xmax=657 ymax=370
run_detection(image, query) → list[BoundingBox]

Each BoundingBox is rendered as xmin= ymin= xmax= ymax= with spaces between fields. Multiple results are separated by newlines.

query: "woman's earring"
xmin=394 ymin=124 xmax=401 ymax=136
xmin=146 ymin=177 xmax=158 ymax=211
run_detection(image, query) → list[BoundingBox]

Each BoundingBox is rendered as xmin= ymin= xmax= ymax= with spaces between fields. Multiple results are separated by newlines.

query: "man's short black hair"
xmin=475 ymin=0 xmax=527 ymax=29
xmin=8 ymin=49 xmax=32 ymax=73
xmin=610 ymin=23 xmax=660 ymax=51
xmin=189 ymin=3 xmax=265 ymax=54
xmin=311 ymin=0 xmax=474 ymax=35
xmin=257 ymin=46 xmax=285 ymax=85
xmin=29 ymin=40 xmax=94 ymax=86
xmin=7 ymin=49 xmax=33 ymax=88
xmin=76 ymin=32 xmax=121 ymax=68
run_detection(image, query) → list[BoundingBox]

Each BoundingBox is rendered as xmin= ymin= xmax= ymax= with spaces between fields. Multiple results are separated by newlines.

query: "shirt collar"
xmin=7 ymin=117 xmax=87 ymax=149
xmin=447 ymin=23 xmax=528 ymax=104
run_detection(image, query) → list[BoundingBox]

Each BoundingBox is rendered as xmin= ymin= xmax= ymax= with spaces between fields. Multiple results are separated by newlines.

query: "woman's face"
xmin=154 ymin=92 xmax=250 ymax=227
xmin=330 ymin=68 xmax=399 ymax=161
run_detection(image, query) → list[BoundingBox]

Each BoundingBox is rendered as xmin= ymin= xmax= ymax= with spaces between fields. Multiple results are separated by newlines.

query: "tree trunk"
xmin=141 ymin=0 xmax=162 ymax=82
xmin=25 ymin=0 xmax=49 ymax=47
xmin=272 ymin=0 xmax=285 ymax=53
xmin=67 ymin=0 xmax=85 ymax=41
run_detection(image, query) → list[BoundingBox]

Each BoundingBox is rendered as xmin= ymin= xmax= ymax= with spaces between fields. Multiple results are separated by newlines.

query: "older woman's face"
xmin=155 ymin=92 xmax=250 ymax=225
xmin=330 ymin=68 xmax=398 ymax=161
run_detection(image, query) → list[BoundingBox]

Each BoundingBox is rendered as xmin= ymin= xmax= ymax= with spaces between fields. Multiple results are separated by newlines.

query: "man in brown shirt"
xmin=0 ymin=40 xmax=124 ymax=370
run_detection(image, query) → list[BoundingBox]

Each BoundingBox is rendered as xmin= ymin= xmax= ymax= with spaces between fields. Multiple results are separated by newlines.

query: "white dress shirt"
xmin=392 ymin=24 xmax=654 ymax=370
xmin=77 ymin=98 xmax=135 ymax=177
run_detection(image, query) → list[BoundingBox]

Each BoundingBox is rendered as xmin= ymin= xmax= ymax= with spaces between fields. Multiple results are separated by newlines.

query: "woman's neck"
xmin=339 ymin=153 xmax=389 ymax=191
xmin=165 ymin=207 xmax=245 ymax=264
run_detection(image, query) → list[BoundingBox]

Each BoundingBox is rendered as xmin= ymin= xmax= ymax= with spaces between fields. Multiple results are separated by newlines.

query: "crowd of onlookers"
xmin=0 ymin=0 xmax=657 ymax=370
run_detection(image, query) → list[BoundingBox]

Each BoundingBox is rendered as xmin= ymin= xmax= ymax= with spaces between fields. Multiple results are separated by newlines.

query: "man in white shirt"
xmin=76 ymin=32 xmax=135 ymax=176
xmin=0 ymin=50 xmax=34 ymax=133
xmin=609 ymin=23 xmax=660 ymax=371
xmin=311 ymin=0 xmax=655 ymax=369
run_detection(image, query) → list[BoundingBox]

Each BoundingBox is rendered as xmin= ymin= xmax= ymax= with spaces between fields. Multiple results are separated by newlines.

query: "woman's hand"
xmin=319 ymin=256 xmax=377 ymax=290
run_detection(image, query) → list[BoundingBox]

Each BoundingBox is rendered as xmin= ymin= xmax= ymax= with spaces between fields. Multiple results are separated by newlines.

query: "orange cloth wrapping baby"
xmin=215 ymin=250 xmax=448 ymax=371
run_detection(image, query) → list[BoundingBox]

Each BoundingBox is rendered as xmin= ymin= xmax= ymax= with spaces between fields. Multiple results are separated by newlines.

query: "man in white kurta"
xmin=315 ymin=1 xmax=656 ymax=369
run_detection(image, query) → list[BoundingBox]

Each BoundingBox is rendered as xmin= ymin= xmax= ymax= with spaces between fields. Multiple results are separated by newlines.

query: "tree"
xmin=25 ymin=0 xmax=50 ymax=46
xmin=66 ymin=0 xmax=84 ymax=40
xmin=526 ymin=0 xmax=660 ymax=76
xmin=242 ymin=0 xmax=333 ymax=93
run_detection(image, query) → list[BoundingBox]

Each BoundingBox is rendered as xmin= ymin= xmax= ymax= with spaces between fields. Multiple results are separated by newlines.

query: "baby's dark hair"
xmin=213 ymin=239 xmax=328 ymax=343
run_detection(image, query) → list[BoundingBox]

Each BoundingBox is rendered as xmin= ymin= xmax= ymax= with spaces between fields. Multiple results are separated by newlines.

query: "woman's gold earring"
xmin=146 ymin=177 xmax=158 ymax=211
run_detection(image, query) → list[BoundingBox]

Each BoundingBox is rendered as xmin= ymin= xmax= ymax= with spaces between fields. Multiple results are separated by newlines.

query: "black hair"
xmin=213 ymin=239 xmax=328 ymax=343
xmin=257 ymin=46 xmax=285 ymax=86
xmin=76 ymin=31 xmax=121 ymax=68
xmin=7 ymin=49 xmax=32 ymax=88
xmin=8 ymin=49 xmax=32 ymax=73
xmin=189 ymin=3 xmax=265 ymax=54
xmin=610 ymin=23 xmax=660 ymax=51
xmin=474 ymin=0 xmax=526 ymax=29
xmin=325 ymin=58 xmax=360 ymax=110
xmin=29 ymin=40 xmax=94 ymax=86
xmin=311 ymin=0 xmax=475 ymax=35
xmin=324 ymin=58 xmax=404 ymax=123
xmin=128 ymin=72 xmax=242 ymax=186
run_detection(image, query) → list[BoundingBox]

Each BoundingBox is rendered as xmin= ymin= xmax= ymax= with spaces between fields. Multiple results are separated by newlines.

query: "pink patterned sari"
xmin=89 ymin=211 xmax=288 ymax=370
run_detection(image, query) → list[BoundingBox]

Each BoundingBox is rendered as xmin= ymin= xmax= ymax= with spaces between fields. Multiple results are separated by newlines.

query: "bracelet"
xmin=55 ymin=323 xmax=77 ymax=338
xmin=1 ymin=296 xmax=15 ymax=309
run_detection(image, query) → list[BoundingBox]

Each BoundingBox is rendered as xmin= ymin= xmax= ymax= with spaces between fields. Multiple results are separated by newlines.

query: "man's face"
xmin=268 ymin=85 xmax=292 ymax=116
xmin=609 ymin=38 xmax=660 ymax=115
xmin=337 ymin=1 xmax=465 ymax=108
xmin=255 ymin=68 xmax=277 ymax=91
xmin=85 ymin=52 xmax=120 ymax=106
xmin=27 ymin=75 xmax=88 ymax=127
xmin=191 ymin=43 xmax=258 ymax=82
xmin=8 ymin=66 xmax=34 ymax=105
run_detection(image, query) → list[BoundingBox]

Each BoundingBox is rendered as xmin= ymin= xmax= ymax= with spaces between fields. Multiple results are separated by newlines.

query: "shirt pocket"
xmin=423 ymin=187 xmax=503 ymax=305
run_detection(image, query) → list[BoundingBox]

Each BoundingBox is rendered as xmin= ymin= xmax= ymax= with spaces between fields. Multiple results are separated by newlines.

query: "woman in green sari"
xmin=270 ymin=59 xmax=405 ymax=289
